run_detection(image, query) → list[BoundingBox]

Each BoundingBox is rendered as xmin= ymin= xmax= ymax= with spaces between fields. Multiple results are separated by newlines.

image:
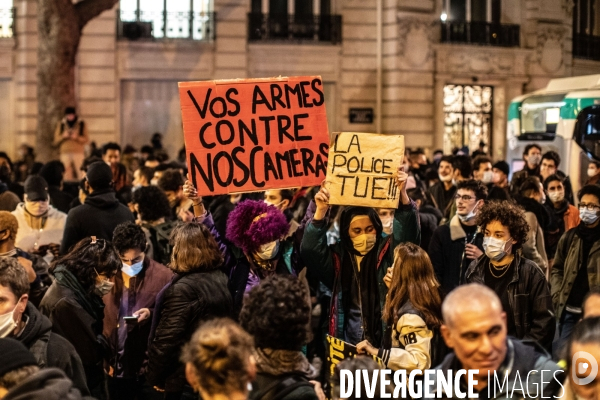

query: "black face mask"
xmin=0 ymin=165 xmax=11 ymax=183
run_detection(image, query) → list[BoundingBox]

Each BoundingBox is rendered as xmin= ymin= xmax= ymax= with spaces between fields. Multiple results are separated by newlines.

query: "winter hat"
xmin=493 ymin=161 xmax=510 ymax=177
xmin=0 ymin=338 xmax=37 ymax=377
xmin=226 ymin=200 xmax=289 ymax=254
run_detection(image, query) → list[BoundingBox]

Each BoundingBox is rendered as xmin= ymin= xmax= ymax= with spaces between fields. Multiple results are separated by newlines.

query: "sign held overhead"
xmin=179 ymin=76 xmax=330 ymax=196
xmin=325 ymin=132 xmax=404 ymax=208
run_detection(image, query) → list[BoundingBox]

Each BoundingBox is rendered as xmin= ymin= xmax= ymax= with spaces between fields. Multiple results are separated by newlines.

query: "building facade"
xmin=0 ymin=0 xmax=596 ymax=161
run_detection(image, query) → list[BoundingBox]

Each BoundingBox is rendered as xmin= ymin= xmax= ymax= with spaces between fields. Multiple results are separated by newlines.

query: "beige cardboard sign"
xmin=325 ymin=132 xmax=404 ymax=208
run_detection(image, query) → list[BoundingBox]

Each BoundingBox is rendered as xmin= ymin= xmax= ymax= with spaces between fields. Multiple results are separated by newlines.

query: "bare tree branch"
xmin=75 ymin=0 xmax=119 ymax=29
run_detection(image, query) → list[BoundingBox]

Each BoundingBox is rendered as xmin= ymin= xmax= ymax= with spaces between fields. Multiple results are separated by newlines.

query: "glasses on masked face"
xmin=579 ymin=203 xmax=600 ymax=212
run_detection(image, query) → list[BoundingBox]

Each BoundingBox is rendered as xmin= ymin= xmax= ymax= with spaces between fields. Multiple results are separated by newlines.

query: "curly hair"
xmin=226 ymin=200 xmax=289 ymax=254
xmin=157 ymin=169 xmax=184 ymax=193
xmin=239 ymin=275 xmax=311 ymax=351
xmin=131 ymin=186 xmax=172 ymax=222
xmin=112 ymin=222 xmax=147 ymax=255
xmin=0 ymin=257 xmax=29 ymax=299
xmin=475 ymin=200 xmax=529 ymax=250
xmin=0 ymin=211 xmax=18 ymax=241
xmin=181 ymin=318 xmax=254 ymax=396
xmin=170 ymin=222 xmax=224 ymax=273
xmin=456 ymin=179 xmax=488 ymax=201
xmin=51 ymin=237 xmax=121 ymax=295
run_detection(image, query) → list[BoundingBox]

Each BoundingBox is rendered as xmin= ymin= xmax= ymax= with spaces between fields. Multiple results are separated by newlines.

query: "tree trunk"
xmin=36 ymin=0 xmax=118 ymax=162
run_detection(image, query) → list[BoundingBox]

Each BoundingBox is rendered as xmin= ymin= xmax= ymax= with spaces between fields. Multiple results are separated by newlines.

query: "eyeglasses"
xmin=454 ymin=194 xmax=475 ymax=201
xmin=579 ymin=203 xmax=600 ymax=211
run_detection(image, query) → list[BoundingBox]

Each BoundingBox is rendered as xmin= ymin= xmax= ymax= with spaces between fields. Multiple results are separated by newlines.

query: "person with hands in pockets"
xmin=300 ymin=166 xmax=420 ymax=349
xmin=356 ymin=243 xmax=445 ymax=371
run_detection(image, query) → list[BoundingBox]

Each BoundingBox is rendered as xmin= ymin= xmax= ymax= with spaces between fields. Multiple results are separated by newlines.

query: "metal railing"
xmin=0 ymin=8 xmax=15 ymax=39
xmin=248 ymin=13 xmax=342 ymax=44
xmin=573 ymin=33 xmax=600 ymax=61
xmin=117 ymin=9 xmax=215 ymax=41
xmin=441 ymin=20 xmax=520 ymax=47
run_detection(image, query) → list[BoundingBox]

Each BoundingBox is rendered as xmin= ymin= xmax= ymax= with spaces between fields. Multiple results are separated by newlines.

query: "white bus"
xmin=506 ymin=74 xmax=600 ymax=196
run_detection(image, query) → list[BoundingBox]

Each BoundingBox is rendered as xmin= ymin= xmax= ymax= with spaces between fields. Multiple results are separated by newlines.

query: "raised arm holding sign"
xmin=179 ymin=76 xmax=330 ymax=196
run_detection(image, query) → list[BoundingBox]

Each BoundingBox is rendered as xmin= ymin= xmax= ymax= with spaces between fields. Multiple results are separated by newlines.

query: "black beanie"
xmin=0 ymin=338 xmax=37 ymax=377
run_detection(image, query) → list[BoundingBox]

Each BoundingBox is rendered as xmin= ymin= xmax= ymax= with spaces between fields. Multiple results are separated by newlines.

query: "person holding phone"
xmin=103 ymin=222 xmax=173 ymax=400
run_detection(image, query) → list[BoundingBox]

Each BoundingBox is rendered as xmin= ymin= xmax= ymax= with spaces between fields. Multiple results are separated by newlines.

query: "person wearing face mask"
xmin=518 ymin=176 xmax=555 ymax=277
xmin=429 ymin=180 xmax=487 ymax=294
xmin=301 ymin=167 xmax=420 ymax=347
xmin=551 ymin=184 xmax=600 ymax=348
xmin=39 ymin=236 xmax=121 ymax=398
xmin=510 ymin=144 xmax=542 ymax=197
xmin=428 ymin=155 xmax=456 ymax=215
xmin=584 ymin=160 xmax=600 ymax=186
xmin=464 ymin=200 xmax=555 ymax=352
xmin=487 ymin=161 xmax=512 ymax=202
xmin=53 ymin=107 xmax=89 ymax=181
xmin=11 ymin=176 xmax=66 ymax=262
xmin=0 ymin=257 xmax=89 ymax=395
xmin=103 ymin=222 xmax=173 ymax=400
xmin=264 ymin=189 xmax=299 ymax=237
xmin=539 ymin=151 xmax=575 ymax=205
xmin=543 ymin=174 xmax=580 ymax=269
xmin=472 ymin=155 xmax=494 ymax=184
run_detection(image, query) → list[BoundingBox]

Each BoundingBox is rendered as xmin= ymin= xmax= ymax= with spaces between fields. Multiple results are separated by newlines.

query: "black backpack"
xmin=145 ymin=221 xmax=179 ymax=265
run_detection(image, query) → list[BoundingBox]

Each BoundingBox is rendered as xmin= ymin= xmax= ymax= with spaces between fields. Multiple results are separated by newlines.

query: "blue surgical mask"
xmin=122 ymin=261 xmax=144 ymax=277
xmin=580 ymin=209 xmax=600 ymax=225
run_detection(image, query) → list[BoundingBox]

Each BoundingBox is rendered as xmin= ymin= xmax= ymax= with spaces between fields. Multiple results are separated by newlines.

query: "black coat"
xmin=60 ymin=189 xmax=134 ymax=254
xmin=18 ymin=302 xmax=89 ymax=395
xmin=146 ymin=268 xmax=233 ymax=393
xmin=429 ymin=216 xmax=484 ymax=294
xmin=465 ymin=253 xmax=555 ymax=351
xmin=48 ymin=185 xmax=74 ymax=214
xmin=38 ymin=282 xmax=106 ymax=389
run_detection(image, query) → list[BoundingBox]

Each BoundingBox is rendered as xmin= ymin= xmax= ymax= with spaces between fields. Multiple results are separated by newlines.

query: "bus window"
xmin=520 ymin=93 xmax=566 ymax=139
xmin=574 ymin=105 xmax=600 ymax=160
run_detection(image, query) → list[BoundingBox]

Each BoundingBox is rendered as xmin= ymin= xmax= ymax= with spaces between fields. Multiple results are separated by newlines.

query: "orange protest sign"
xmin=179 ymin=76 xmax=330 ymax=196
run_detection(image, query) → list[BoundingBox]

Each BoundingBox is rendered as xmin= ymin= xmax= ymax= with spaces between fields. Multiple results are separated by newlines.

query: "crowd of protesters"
xmin=1 ymin=109 xmax=600 ymax=400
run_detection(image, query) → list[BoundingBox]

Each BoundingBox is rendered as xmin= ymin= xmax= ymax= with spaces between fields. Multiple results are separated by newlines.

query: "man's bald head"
xmin=442 ymin=284 xmax=503 ymax=327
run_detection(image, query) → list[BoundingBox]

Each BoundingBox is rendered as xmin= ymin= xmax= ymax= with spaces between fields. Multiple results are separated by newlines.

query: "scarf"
xmin=339 ymin=206 xmax=384 ymax=347
xmin=53 ymin=264 xmax=105 ymax=323
xmin=254 ymin=348 xmax=316 ymax=379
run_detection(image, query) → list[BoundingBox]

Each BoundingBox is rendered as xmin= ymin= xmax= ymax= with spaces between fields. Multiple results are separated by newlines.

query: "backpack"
xmin=145 ymin=221 xmax=179 ymax=265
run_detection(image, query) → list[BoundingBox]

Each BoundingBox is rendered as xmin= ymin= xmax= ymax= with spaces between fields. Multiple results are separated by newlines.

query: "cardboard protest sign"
xmin=325 ymin=335 xmax=384 ymax=398
xmin=179 ymin=76 xmax=330 ymax=196
xmin=325 ymin=132 xmax=404 ymax=208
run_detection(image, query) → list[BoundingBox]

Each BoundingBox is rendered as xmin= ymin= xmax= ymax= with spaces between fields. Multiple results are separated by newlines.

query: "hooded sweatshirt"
xmin=16 ymin=303 xmax=89 ymax=395
xmin=60 ymin=188 xmax=134 ymax=254
xmin=3 ymin=368 xmax=92 ymax=400
xmin=12 ymin=203 xmax=67 ymax=253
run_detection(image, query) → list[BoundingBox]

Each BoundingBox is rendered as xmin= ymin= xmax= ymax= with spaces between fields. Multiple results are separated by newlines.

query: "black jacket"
xmin=146 ymin=269 xmax=233 ymax=393
xmin=428 ymin=181 xmax=456 ymax=214
xmin=465 ymin=253 xmax=555 ymax=351
xmin=17 ymin=303 xmax=89 ymax=395
xmin=48 ymin=185 xmax=74 ymax=214
xmin=38 ymin=282 xmax=106 ymax=389
xmin=429 ymin=216 xmax=484 ymax=294
xmin=3 ymin=368 xmax=94 ymax=400
xmin=60 ymin=188 xmax=134 ymax=254
xmin=14 ymin=248 xmax=51 ymax=308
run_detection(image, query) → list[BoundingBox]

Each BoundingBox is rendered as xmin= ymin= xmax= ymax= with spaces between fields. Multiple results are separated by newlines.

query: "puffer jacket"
xmin=551 ymin=228 xmax=600 ymax=320
xmin=300 ymin=200 xmax=420 ymax=347
xmin=146 ymin=268 xmax=233 ymax=393
xmin=465 ymin=253 xmax=555 ymax=351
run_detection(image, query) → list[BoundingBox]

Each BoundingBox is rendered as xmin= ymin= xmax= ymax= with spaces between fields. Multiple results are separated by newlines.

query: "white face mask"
xmin=483 ymin=236 xmax=512 ymax=261
xmin=351 ymin=234 xmax=377 ymax=255
xmin=539 ymin=193 xmax=547 ymax=204
xmin=588 ymin=168 xmax=598 ymax=178
xmin=94 ymin=269 xmax=114 ymax=296
xmin=25 ymin=200 xmax=49 ymax=216
xmin=439 ymin=173 xmax=452 ymax=183
xmin=0 ymin=303 xmax=18 ymax=338
xmin=527 ymin=154 xmax=541 ymax=166
xmin=150 ymin=179 xmax=158 ymax=186
xmin=457 ymin=202 xmax=479 ymax=223
xmin=380 ymin=215 xmax=394 ymax=234
xmin=264 ymin=200 xmax=284 ymax=210
xmin=548 ymin=190 xmax=565 ymax=203
xmin=122 ymin=260 xmax=144 ymax=277
xmin=256 ymin=240 xmax=280 ymax=260
xmin=481 ymin=171 xmax=494 ymax=184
